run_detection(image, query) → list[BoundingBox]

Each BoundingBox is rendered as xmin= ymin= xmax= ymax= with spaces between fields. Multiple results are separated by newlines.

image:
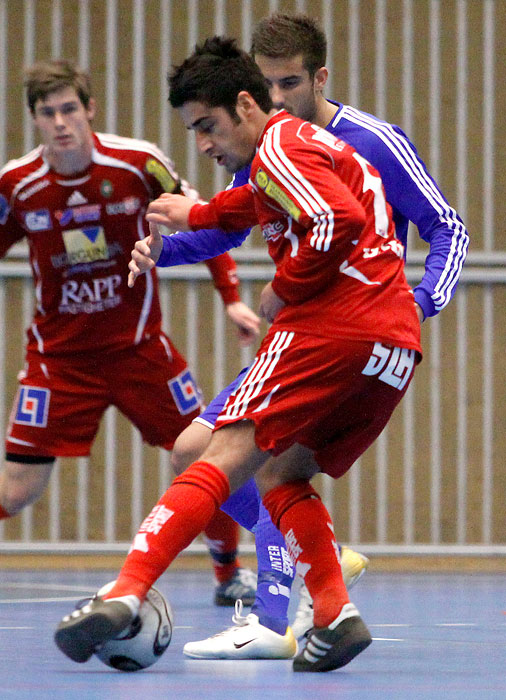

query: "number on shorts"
xmin=362 ymin=342 xmax=415 ymax=391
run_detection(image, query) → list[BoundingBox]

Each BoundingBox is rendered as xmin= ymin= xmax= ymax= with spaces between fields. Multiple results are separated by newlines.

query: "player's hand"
xmin=226 ymin=301 xmax=261 ymax=347
xmin=146 ymin=192 xmax=194 ymax=231
xmin=128 ymin=222 xmax=163 ymax=288
xmin=414 ymin=302 xmax=424 ymax=324
xmin=259 ymin=282 xmax=285 ymax=324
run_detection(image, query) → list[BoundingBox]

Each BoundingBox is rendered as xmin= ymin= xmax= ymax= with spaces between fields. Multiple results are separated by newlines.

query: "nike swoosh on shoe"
xmin=234 ymin=638 xmax=258 ymax=649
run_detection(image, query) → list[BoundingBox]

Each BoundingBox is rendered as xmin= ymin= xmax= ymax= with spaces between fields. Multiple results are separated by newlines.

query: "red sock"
xmin=263 ymin=480 xmax=349 ymax=628
xmin=104 ymin=461 xmax=230 ymax=601
xmin=204 ymin=509 xmax=240 ymax=583
xmin=0 ymin=505 xmax=11 ymax=520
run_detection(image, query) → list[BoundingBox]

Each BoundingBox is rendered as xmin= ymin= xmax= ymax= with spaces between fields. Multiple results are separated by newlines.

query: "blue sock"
xmin=220 ymin=477 xmax=261 ymax=531
xmin=251 ymin=503 xmax=294 ymax=635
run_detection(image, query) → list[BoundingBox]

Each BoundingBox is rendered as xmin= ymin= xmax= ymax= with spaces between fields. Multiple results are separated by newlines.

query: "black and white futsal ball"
xmin=93 ymin=581 xmax=173 ymax=672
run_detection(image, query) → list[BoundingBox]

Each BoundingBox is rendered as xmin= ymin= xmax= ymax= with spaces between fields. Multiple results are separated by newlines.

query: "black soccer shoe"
xmin=55 ymin=597 xmax=134 ymax=663
xmin=293 ymin=602 xmax=372 ymax=672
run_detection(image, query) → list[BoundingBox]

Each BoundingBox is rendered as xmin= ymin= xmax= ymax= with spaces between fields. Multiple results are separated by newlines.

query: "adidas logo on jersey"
xmin=66 ymin=190 xmax=88 ymax=206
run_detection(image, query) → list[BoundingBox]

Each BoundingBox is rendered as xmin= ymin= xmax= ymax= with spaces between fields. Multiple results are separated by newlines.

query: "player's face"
xmin=179 ymin=101 xmax=257 ymax=173
xmin=32 ymin=86 xmax=95 ymax=157
xmin=255 ymin=54 xmax=319 ymax=123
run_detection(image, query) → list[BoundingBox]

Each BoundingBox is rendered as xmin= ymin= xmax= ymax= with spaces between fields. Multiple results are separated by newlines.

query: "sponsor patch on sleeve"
xmin=255 ymin=169 xmax=301 ymax=221
xmin=146 ymin=158 xmax=177 ymax=193
xmin=168 ymin=369 xmax=202 ymax=415
xmin=0 ymin=194 xmax=10 ymax=225
xmin=15 ymin=386 xmax=50 ymax=427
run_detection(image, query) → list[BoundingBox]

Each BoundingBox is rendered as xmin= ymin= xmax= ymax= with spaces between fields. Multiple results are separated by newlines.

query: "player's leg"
xmin=1 ymin=354 xmax=106 ymax=520
xmin=118 ymin=340 xmax=256 ymax=608
xmin=180 ymin=377 xmax=367 ymax=656
xmin=54 ymin=420 xmax=268 ymax=663
xmin=183 ymin=489 xmax=298 ymax=660
xmin=0 ymin=457 xmax=54 ymax=517
xmin=258 ymin=341 xmax=416 ymax=671
xmin=172 ymin=420 xmax=256 ymax=607
xmin=177 ymin=381 xmax=299 ymax=658
xmin=257 ymin=451 xmax=372 ymax=673
xmin=291 ymin=545 xmax=369 ymax=639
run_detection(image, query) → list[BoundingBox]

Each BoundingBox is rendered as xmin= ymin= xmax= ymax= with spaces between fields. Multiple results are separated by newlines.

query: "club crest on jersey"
xmin=15 ymin=386 xmax=50 ymax=427
xmin=62 ymin=226 xmax=109 ymax=265
xmin=168 ymin=369 xmax=202 ymax=415
xmin=145 ymin=159 xmax=176 ymax=193
xmin=100 ymin=179 xmax=113 ymax=197
xmin=24 ymin=209 xmax=52 ymax=231
xmin=255 ymin=169 xmax=301 ymax=221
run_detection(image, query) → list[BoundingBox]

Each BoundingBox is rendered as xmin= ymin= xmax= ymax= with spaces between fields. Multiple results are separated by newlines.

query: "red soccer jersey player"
xmin=0 ymin=59 xmax=259 ymax=609
xmin=188 ymin=110 xmax=421 ymax=473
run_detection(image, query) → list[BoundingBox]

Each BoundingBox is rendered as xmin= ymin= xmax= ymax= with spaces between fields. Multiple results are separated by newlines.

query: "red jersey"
xmin=189 ymin=111 xmax=421 ymax=354
xmin=0 ymin=132 xmax=240 ymax=356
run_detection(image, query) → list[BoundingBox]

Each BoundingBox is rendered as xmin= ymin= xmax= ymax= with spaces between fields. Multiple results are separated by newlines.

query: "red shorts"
xmin=215 ymin=329 xmax=419 ymax=479
xmin=6 ymin=333 xmax=203 ymax=458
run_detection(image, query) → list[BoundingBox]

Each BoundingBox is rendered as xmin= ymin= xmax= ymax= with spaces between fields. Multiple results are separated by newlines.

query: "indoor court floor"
xmin=0 ymin=568 xmax=504 ymax=699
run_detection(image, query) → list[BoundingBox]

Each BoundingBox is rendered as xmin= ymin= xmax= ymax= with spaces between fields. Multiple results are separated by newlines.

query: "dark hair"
xmin=251 ymin=12 xmax=327 ymax=77
xmin=24 ymin=59 xmax=92 ymax=114
xmin=169 ymin=36 xmax=272 ymax=119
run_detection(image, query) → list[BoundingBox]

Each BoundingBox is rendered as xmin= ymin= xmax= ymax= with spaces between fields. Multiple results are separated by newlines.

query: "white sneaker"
xmin=291 ymin=546 xmax=369 ymax=640
xmin=183 ymin=600 xmax=297 ymax=660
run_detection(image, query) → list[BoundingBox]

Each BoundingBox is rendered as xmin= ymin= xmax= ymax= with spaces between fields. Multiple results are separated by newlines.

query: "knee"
xmin=0 ymin=461 xmax=53 ymax=514
xmin=171 ymin=422 xmax=213 ymax=476
xmin=170 ymin=438 xmax=190 ymax=475
xmin=2 ymin=480 xmax=38 ymax=514
xmin=171 ymin=434 xmax=202 ymax=476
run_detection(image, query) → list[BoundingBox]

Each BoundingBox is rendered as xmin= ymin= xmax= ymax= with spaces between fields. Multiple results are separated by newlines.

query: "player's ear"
xmin=236 ymin=91 xmax=256 ymax=119
xmin=314 ymin=67 xmax=329 ymax=92
xmin=86 ymin=97 xmax=97 ymax=121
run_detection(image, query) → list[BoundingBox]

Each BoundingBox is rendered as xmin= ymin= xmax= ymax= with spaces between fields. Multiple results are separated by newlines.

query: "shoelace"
xmin=207 ymin=600 xmax=251 ymax=640
xmin=231 ymin=599 xmax=250 ymax=626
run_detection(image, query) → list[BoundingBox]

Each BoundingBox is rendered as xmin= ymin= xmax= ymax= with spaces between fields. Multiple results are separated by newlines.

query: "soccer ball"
xmin=93 ymin=581 xmax=173 ymax=672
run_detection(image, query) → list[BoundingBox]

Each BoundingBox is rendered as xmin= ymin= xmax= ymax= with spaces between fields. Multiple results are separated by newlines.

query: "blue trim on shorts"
xmin=196 ymin=367 xmax=249 ymax=428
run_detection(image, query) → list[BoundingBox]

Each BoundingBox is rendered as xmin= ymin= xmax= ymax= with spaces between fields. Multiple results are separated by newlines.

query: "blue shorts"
xmin=194 ymin=367 xmax=249 ymax=429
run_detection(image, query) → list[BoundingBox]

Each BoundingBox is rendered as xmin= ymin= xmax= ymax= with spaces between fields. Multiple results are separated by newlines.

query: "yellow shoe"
xmin=340 ymin=546 xmax=369 ymax=590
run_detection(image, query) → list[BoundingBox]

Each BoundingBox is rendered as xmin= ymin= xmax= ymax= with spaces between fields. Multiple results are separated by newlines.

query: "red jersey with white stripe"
xmin=0 ymin=132 xmax=239 ymax=356
xmin=190 ymin=111 xmax=421 ymax=353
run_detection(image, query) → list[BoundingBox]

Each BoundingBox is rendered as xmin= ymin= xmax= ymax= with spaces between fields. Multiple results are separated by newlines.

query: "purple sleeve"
xmin=157 ymin=227 xmax=250 ymax=267
xmin=156 ymin=165 xmax=252 ymax=267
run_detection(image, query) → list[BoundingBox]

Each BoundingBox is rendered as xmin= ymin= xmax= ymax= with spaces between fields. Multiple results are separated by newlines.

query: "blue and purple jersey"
xmin=157 ymin=102 xmax=469 ymax=319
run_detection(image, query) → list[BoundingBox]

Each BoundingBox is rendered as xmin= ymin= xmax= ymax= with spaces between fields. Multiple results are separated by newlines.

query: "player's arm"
xmin=157 ymin=227 xmax=249 ymax=267
xmin=155 ymin=164 xmax=252 ymax=266
xmin=141 ymin=161 xmax=260 ymax=344
xmin=146 ymin=184 xmax=258 ymax=232
xmin=367 ymin=127 xmax=469 ymax=319
xmin=252 ymin=144 xmax=366 ymax=305
xmin=0 ymin=188 xmax=27 ymax=258
xmin=271 ymin=187 xmax=366 ymax=305
xmin=203 ymin=253 xmax=260 ymax=346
